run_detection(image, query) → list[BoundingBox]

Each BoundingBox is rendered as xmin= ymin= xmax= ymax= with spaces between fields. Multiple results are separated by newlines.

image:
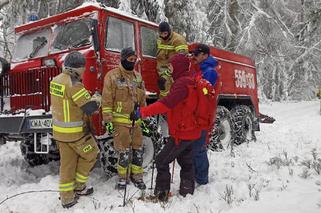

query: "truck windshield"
xmin=13 ymin=28 xmax=51 ymax=60
xmin=51 ymin=19 xmax=92 ymax=52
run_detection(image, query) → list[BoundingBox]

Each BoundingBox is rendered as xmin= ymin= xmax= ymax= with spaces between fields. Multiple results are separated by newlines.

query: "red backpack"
xmin=193 ymin=76 xmax=218 ymax=143
xmin=166 ymin=75 xmax=218 ymax=145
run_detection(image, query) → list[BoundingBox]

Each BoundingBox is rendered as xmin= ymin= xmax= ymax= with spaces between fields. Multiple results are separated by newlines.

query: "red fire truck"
xmin=0 ymin=4 xmax=260 ymax=177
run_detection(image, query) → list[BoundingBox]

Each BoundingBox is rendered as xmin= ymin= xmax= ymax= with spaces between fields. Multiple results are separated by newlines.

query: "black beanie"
xmin=64 ymin=51 xmax=86 ymax=68
xmin=121 ymin=47 xmax=136 ymax=61
xmin=159 ymin=21 xmax=171 ymax=33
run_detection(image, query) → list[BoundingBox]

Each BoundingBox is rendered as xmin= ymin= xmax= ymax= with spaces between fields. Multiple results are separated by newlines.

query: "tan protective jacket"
xmin=156 ymin=32 xmax=188 ymax=72
xmin=102 ymin=65 xmax=146 ymax=127
xmin=50 ymin=73 xmax=94 ymax=142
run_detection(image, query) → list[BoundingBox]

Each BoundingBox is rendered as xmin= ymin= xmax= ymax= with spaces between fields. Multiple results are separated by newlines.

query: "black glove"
xmin=129 ymin=103 xmax=141 ymax=121
xmin=157 ymin=77 xmax=166 ymax=91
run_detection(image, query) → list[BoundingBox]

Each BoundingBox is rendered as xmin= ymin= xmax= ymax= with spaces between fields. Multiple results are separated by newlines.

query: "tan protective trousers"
xmin=113 ymin=124 xmax=144 ymax=179
xmin=113 ymin=124 xmax=143 ymax=151
xmin=57 ymin=134 xmax=99 ymax=205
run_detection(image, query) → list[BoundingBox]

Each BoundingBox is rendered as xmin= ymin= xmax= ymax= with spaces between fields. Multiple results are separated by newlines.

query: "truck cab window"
xmin=106 ymin=17 xmax=135 ymax=52
xmin=51 ymin=19 xmax=91 ymax=52
xmin=13 ymin=28 xmax=51 ymax=61
xmin=141 ymin=27 xmax=157 ymax=57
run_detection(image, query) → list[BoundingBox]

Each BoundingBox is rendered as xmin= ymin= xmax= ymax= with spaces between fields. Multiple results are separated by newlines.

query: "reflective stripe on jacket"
xmin=50 ymin=73 xmax=92 ymax=142
xmin=102 ymin=65 xmax=146 ymax=127
xmin=156 ymin=32 xmax=188 ymax=72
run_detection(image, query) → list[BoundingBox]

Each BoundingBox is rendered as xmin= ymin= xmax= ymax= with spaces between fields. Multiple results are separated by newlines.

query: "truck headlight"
xmin=42 ymin=58 xmax=56 ymax=67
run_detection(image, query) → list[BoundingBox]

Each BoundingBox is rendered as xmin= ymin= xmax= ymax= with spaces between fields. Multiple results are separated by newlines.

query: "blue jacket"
xmin=200 ymin=56 xmax=218 ymax=86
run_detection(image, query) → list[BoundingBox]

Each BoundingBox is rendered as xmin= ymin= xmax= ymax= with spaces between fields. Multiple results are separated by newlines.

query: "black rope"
xmin=0 ymin=190 xmax=59 ymax=206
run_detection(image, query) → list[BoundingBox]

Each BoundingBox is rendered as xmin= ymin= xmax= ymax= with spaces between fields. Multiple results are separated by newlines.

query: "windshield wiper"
xmin=71 ymin=38 xmax=90 ymax=48
xmin=29 ymin=36 xmax=48 ymax=58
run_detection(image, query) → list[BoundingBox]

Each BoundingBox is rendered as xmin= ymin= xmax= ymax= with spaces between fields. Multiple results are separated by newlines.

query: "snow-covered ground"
xmin=0 ymin=101 xmax=321 ymax=213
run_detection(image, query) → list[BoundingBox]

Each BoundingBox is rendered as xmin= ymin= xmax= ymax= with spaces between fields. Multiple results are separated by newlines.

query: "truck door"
xmin=103 ymin=16 xmax=136 ymax=74
xmin=138 ymin=25 xmax=158 ymax=93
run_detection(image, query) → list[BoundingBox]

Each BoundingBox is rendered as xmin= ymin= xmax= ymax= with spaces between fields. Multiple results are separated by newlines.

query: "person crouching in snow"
xmin=130 ymin=54 xmax=202 ymax=201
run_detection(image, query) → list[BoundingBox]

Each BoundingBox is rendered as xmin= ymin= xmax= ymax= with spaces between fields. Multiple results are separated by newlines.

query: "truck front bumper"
xmin=0 ymin=114 xmax=52 ymax=134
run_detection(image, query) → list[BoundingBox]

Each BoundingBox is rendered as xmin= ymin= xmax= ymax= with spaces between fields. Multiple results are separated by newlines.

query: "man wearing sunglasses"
xmin=191 ymin=43 xmax=218 ymax=186
xmin=192 ymin=44 xmax=218 ymax=86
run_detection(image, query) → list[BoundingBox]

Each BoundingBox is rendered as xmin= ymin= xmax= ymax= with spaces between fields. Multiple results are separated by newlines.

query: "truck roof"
xmin=14 ymin=3 xmax=255 ymax=67
xmin=15 ymin=3 xmax=158 ymax=34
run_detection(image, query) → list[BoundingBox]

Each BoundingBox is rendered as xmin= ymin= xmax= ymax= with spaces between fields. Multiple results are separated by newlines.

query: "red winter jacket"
xmin=140 ymin=54 xmax=201 ymax=143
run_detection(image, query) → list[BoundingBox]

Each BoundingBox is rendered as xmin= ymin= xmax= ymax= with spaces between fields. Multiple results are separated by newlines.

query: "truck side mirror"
xmin=91 ymin=19 xmax=100 ymax=52
xmin=0 ymin=57 xmax=10 ymax=76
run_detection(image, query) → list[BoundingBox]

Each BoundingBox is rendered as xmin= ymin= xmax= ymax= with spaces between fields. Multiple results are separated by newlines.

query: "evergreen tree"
xmin=207 ymin=0 xmax=242 ymax=51
xmin=164 ymin=0 xmax=208 ymax=42
xmin=130 ymin=0 xmax=160 ymax=22
xmin=97 ymin=0 xmax=120 ymax=8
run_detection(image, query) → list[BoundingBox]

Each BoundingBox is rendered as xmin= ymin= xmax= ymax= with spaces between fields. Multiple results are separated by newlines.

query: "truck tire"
xmin=230 ymin=105 xmax=255 ymax=145
xmin=20 ymin=136 xmax=49 ymax=166
xmin=20 ymin=133 xmax=59 ymax=167
xmin=98 ymin=117 xmax=163 ymax=178
xmin=0 ymin=135 xmax=6 ymax=145
xmin=208 ymin=106 xmax=234 ymax=151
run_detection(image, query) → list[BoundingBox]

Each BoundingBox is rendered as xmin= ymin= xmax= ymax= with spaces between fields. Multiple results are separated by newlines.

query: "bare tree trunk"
xmin=38 ymin=0 xmax=49 ymax=19
xmin=2 ymin=24 xmax=12 ymax=60
xmin=227 ymin=0 xmax=241 ymax=51
xmin=48 ymin=0 xmax=58 ymax=16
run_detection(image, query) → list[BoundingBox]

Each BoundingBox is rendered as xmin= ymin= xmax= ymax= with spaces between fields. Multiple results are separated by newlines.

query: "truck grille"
xmin=0 ymin=67 xmax=61 ymax=112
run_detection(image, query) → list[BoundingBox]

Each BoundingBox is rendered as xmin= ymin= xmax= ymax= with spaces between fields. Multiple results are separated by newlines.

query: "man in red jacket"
xmin=130 ymin=54 xmax=202 ymax=201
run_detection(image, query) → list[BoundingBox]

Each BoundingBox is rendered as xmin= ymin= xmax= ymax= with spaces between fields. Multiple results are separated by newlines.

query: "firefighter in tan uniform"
xmin=157 ymin=21 xmax=188 ymax=97
xmin=50 ymin=51 xmax=100 ymax=208
xmin=102 ymin=47 xmax=146 ymax=190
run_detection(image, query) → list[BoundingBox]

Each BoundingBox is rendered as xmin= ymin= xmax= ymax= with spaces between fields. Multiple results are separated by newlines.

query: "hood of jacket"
xmin=170 ymin=53 xmax=190 ymax=80
xmin=200 ymin=56 xmax=218 ymax=72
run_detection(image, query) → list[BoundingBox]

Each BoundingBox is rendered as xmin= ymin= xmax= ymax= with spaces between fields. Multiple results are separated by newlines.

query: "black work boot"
xmin=131 ymin=177 xmax=146 ymax=190
xmin=62 ymin=199 xmax=78 ymax=209
xmin=75 ymin=185 xmax=94 ymax=196
xmin=61 ymin=195 xmax=79 ymax=209
xmin=179 ymin=179 xmax=194 ymax=197
xmin=116 ymin=178 xmax=127 ymax=190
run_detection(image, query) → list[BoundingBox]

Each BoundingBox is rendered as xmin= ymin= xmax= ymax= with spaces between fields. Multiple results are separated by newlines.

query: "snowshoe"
xmin=140 ymin=194 xmax=158 ymax=202
xmin=131 ymin=177 xmax=146 ymax=190
xmin=139 ymin=191 xmax=172 ymax=203
xmin=154 ymin=189 xmax=169 ymax=202
xmin=158 ymin=190 xmax=169 ymax=202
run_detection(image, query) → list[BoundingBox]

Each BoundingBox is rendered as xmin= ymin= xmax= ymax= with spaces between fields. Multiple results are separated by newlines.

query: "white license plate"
xmin=29 ymin=119 xmax=52 ymax=129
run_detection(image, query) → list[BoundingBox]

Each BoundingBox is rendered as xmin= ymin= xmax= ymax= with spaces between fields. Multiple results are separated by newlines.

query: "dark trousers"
xmin=192 ymin=130 xmax=209 ymax=185
xmin=155 ymin=137 xmax=195 ymax=196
